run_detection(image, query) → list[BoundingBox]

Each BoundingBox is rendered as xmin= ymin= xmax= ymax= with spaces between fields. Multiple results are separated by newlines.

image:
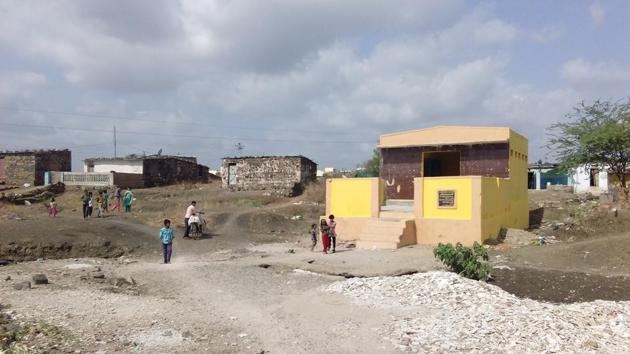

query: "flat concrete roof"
xmin=378 ymin=126 xmax=517 ymax=148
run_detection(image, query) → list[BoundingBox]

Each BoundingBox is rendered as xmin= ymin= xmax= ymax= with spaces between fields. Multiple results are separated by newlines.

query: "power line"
xmin=0 ymin=105 xmax=361 ymax=137
xmin=0 ymin=122 xmax=374 ymax=144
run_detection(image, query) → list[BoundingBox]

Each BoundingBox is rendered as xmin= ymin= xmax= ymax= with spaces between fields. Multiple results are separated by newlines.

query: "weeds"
xmin=433 ymin=242 xmax=490 ymax=280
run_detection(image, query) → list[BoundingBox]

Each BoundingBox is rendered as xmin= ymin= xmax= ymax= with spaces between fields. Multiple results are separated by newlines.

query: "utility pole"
xmin=113 ymin=125 xmax=117 ymax=157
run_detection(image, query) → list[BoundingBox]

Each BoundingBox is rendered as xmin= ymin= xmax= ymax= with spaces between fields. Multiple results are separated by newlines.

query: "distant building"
xmin=527 ymin=162 xmax=570 ymax=190
xmin=0 ymin=149 xmax=71 ymax=186
xmin=82 ymin=155 xmax=208 ymax=187
xmin=221 ymin=156 xmax=317 ymax=196
xmin=571 ymin=165 xmax=609 ymax=194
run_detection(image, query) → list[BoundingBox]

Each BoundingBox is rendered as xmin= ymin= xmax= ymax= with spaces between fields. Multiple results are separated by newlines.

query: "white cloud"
xmin=531 ymin=24 xmax=564 ymax=44
xmin=561 ymin=59 xmax=630 ymax=94
xmin=0 ymin=1 xmax=617 ymax=167
xmin=589 ymin=1 xmax=606 ymax=27
xmin=0 ymin=72 xmax=47 ymax=102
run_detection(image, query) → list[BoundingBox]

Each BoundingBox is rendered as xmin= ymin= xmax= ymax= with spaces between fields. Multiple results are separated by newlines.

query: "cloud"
xmin=589 ymin=1 xmax=606 ymax=27
xmin=531 ymin=24 xmax=564 ymax=44
xmin=0 ymin=72 xmax=47 ymax=102
xmin=561 ymin=59 xmax=630 ymax=94
xmin=0 ymin=1 xmax=618 ymax=168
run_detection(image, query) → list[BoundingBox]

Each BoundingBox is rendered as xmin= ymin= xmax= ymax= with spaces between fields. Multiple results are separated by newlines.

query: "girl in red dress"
xmin=320 ymin=219 xmax=330 ymax=254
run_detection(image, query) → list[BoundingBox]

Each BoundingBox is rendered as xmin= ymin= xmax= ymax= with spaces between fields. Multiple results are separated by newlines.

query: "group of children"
xmin=80 ymin=186 xmax=130 ymax=219
xmin=311 ymin=214 xmax=337 ymax=254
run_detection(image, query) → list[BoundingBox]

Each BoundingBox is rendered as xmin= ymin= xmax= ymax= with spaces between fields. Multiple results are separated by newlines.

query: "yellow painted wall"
xmin=479 ymin=131 xmax=529 ymax=240
xmin=328 ymin=178 xmax=374 ymax=218
xmin=422 ymin=177 xmax=473 ymax=220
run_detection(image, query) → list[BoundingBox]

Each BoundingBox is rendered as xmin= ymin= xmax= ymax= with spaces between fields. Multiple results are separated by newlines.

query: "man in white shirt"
xmin=184 ymin=201 xmax=197 ymax=238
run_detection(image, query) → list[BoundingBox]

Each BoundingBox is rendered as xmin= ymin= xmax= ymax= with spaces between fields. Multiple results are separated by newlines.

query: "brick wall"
xmin=142 ymin=158 xmax=206 ymax=187
xmin=4 ymin=155 xmax=36 ymax=186
xmin=34 ymin=150 xmax=72 ymax=185
xmin=221 ymin=156 xmax=317 ymax=196
xmin=381 ymin=143 xmax=509 ymax=199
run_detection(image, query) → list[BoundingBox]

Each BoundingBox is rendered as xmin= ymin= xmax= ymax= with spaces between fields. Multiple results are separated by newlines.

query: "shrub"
xmin=433 ymin=242 xmax=490 ymax=280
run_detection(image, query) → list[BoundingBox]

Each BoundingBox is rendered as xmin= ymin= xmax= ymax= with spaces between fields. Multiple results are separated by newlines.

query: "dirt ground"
xmin=3 ymin=184 xmax=630 ymax=351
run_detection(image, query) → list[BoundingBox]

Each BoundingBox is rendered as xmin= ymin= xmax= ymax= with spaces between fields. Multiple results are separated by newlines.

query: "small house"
xmin=326 ymin=126 xmax=529 ymax=248
xmin=81 ymin=155 xmax=208 ymax=187
xmin=221 ymin=156 xmax=317 ymax=196
xmin=528 ymin=162 xmax=570 ymax=190
xmin=0 ymin=149 xmax=71 ymax=186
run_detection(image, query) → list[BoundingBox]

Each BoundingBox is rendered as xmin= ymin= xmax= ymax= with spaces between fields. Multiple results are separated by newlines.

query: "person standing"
xmin=159 ymin=219 xmax=175 ymax=264
xmin=111 ymin=186 xmax=121 ymax=212
xmin=184 ymin=201 xmax=197 ymax=239
xmin=48 ymin=198 xmax=58 ymax=217
xmin=123 ymin=187 xmax=134 ymax=213
xmin=87 ymin=192 xmax=94 ymax=217
xmin=320 ymin=219 xmax=330 ymax=254
xmin=81 ymin=190 xmax=90 ymax=219
xmin=327 ymin=214 xmax=337 ymax=253
xmin=309 ymin=223 xmax=318 ymax=252
xmin=102 ymin=189 xmax=109 ymax=212
xmin=95 ymin=192 xmax=104 ymax=218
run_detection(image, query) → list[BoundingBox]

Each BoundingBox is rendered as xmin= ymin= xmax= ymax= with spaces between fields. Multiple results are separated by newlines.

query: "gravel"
xmin=327 ymin=271 xmax=630 ymax=353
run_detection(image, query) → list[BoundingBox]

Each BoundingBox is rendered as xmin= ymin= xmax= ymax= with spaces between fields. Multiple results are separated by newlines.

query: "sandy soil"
xmin=4 ymin=186 xmax=630 ymax=351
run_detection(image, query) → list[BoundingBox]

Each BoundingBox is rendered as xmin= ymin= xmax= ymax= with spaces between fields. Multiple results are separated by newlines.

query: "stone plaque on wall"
xmin=437 ymin=190 xmax=456 ymax=208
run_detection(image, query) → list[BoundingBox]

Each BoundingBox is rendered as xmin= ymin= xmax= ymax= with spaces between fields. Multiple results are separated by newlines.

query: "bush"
xmin=433 ymin=242 xmax=490 ymax=280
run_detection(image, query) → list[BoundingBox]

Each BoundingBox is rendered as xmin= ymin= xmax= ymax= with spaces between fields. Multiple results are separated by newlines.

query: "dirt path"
xmin=1 ymin=251 xmax=400 ymax=353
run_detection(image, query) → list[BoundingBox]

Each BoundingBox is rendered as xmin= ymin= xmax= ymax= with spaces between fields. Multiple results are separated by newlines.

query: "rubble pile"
xmin=328 ymin=272 xmax=630 ymax=353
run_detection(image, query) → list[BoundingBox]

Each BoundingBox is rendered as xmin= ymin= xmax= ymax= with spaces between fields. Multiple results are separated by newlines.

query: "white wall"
xmin=83 ymin=160 xmax=143 ymax=174
xmin=572 ymin=165 xmax=608 ymax=193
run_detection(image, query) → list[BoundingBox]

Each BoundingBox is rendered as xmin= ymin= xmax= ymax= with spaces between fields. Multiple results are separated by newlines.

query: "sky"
xmin=0 ymin=0 xmax=629 ymax=170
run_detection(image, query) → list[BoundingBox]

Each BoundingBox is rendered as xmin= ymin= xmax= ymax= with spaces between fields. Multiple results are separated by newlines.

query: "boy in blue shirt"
xmin=159 ymin=219 xmax=175 ymax=264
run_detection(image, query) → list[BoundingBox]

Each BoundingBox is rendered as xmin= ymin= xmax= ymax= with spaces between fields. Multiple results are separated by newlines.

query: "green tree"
xmin=362 ymin=148 xmax=381 ymax=177
xmin=548 ymin=99 xmax=630 ymax=197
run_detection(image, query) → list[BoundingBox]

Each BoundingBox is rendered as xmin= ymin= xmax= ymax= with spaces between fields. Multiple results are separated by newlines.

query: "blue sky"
xmin=0 ymin=0 xmax=628 ymax=170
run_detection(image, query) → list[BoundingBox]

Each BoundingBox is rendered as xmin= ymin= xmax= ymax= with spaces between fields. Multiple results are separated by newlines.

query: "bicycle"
xmin=187 ymin=212 xmax=206 ymax=240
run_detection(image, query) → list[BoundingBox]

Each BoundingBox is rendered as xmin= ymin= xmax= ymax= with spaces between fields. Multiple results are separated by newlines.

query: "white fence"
xmin=54 ymin=172 xmax=113 ymax=187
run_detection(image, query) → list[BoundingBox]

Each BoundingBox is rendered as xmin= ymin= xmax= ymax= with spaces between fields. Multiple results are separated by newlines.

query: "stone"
xmin=13 ymin=281 xmax=31 ymax=290
xmin=4 ymin=275 xmax=11 ymax=281
xmin=32 ymin=274 xmax=48 ymax=284
xmin=327 ymin=271 xmax=630 ymax=353
xmin=92 ymin=272 xmax=105 ymax=279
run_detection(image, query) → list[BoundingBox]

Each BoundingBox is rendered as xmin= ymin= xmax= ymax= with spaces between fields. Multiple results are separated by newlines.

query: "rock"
xmin=111 ymin=277 xmax=132 ymax=287
xmin=345 ymin=243 xmax=356 ymax=249
xmin=32 ymin=274 xmax=48 ymax=284
xmin=92 ymin=272 xmax=105 ymax=279
xmin=13 ymin=281 xmax=31 ymax=290
xmin=182 ymin=330 xmax=192 ymax=338
xmin=257 ymin=264 xmax=271 ymax=269
xmin=287 ymin=249 xmax=295 ymax=254
xmin=327 ymin=271 xmax=630 ymax=353
xmin=306 ymin=259 xmax=315 ymax=264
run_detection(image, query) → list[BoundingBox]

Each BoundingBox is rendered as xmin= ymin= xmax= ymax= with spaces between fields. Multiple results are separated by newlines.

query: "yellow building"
xmin=326 ymin=126 xmax=529 ymax=248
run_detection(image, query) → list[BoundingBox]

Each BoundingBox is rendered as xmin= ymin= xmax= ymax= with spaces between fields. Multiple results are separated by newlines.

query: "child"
xmin=102 ymin=189 xmax=109 ymax=212
xmin=111 ymin=186 xmax=121 ymax=212
xmin=320 ymin=219 xmax=330 ymax=254
xmin=309 ymin=224 xmax=318 ymax=252
xmin=159 ymin=219 xmax=175 ymax=264
xmin=87 ymin=192 xmax=94 ymax=217
xmin=96 ymin=193 xmax=104 ymax=218
xmin=327 ymin=214 xmax=337 ymax=253
xmin=48 ymin=198 xmax=58 ymax=217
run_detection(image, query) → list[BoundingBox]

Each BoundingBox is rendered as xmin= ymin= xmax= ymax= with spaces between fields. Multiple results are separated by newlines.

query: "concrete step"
xmin=379 ymin=211 xmax=415 ymax=220
xmin=356 ymin=240 xmax=400 ymax=250
xmin=380 ymin=205 xmax=414 ymax=212
xmin=385 ymin=199 xmax=414 ymax=207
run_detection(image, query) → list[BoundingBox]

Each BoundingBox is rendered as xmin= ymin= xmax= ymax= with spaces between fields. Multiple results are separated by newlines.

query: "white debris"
xmin=327 ymin=271 xmax=630 ymax=353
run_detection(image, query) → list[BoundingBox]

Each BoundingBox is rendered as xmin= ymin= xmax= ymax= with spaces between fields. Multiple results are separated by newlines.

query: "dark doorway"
xmin=423 ymin=151 xmax=460 ymax=177
xmin=589 ymin=168 xmax=599 ymax=187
